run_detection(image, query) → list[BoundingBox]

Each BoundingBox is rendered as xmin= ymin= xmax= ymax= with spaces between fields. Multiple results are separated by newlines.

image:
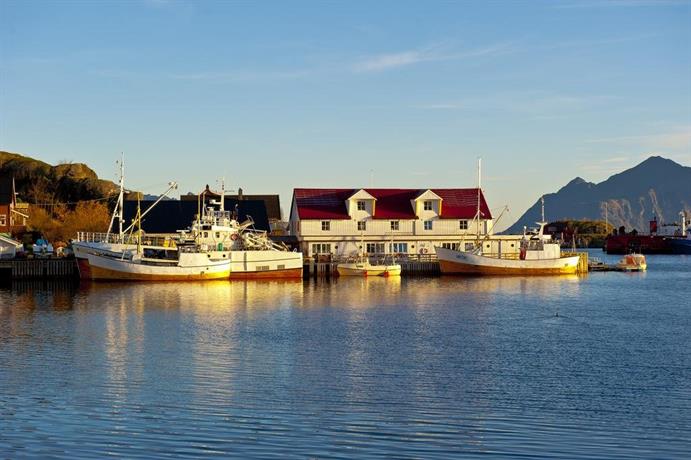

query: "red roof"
xmin=292 ymin=188 xmax=492 ymax=220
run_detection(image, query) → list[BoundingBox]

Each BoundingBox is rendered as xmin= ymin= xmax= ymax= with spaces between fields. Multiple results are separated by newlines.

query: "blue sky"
xmin=1 ymin=0 xmax=690 ymax=228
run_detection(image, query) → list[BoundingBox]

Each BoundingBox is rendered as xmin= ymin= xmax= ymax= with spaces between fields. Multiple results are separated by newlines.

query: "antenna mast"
xmin=540 ymin=195 xmax=545 ymax=223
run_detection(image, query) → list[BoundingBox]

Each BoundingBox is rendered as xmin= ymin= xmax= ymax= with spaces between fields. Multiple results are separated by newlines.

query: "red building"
xmin=0 ymin=175 xmax=29 ymax=235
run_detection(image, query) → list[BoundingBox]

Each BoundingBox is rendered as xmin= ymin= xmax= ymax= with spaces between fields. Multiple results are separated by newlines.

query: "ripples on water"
xmin=1 ymin=252 xmax=690 ymax=458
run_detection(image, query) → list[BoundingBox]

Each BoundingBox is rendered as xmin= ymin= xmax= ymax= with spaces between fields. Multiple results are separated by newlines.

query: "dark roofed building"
xmin=181 ymin=186 xmax=282 ymax=221
xmin=123 ymin=198 xmax=270 ymax=234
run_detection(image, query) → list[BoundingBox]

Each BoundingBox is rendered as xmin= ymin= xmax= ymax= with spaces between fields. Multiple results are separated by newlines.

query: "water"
xmin=1 ymin=251 xmax=690 ymax=458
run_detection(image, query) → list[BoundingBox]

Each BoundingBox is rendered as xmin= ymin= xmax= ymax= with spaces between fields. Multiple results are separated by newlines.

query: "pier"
xmin=305 ymin=252 xmax=589 ymax=278
xmin=0 ymin=258 xmax=78 ymax=279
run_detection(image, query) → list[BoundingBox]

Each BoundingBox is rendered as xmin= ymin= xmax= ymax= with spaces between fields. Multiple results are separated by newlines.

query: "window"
xmin=464 ymin=243 xmax=476 ymax=251
xmin=366 ymin=243 xmax=385 ymax=254
xmin=357 ymin=200 xmax=366 ymax=211
xmin=321 ymin=221 xmax=330 ymax=231
xmin=389 ymin=242 xmax=408 ymax=253
xmin=0 ymin=214 xmax=5 ymax=226
xmin=459 ymin=220 xmax=468 ymax=230
xmin=442 ymin=243 xmax=460 ymax=251
xmin=357 ymin=221 xmax=366 ymax=231
xmin=256 ymin=265 xmax=270 ymax=271
xmin=312 ymin=243 xmax=331 ymax=254
xmin=390 ymin=221 xmax=399 ymax=231
xmin=424 ymin=220 xmax=433 ymax=230
xmin=424 ymin=201 xmax=433 ymax=211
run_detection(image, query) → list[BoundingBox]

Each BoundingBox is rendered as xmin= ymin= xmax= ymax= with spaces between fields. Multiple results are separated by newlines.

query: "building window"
xmin=357 ymin=200 xmax=366 ymax=211
xmin=0 ymin=214 xmax=6 ymax=226
xmin=424 ymin=201 xmax=433 ymax=211
xmin=459 ymin=220 xmax=468 ymax=230
xmin=464 ymin=243 xmax=475 ymax=251
xmin=389 ymin=242 xmax=408 ymax=253
xmin=366 ymin=243 xmax=385 ymax=254
xmin=321 ymin=221 xmax=330 ymax=231
xmin=312 ymin=243 xmax=331 ymax=254
xmin=390 ymin=221 xmax=399 ymax=231
xmin=442 ymin=243 xmax=460 ymax=251
xmin=424 ymin=220 xmax=433 ymax=230
xmin=357 ymin=221 xmax=366 ymax=231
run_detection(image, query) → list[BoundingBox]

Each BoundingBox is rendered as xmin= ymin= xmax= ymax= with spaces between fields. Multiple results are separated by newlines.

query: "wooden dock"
xmin=0 ymin=258 xmax=78 ymax=279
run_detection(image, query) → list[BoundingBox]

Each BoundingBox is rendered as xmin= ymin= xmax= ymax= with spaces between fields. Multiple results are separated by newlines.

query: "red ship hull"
xmin=605 ymin=235 xmax=672 ymax=254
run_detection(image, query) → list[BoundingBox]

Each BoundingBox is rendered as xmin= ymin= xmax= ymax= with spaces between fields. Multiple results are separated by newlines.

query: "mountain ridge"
xmin=506 ymin=156 xmax=691 ymax=233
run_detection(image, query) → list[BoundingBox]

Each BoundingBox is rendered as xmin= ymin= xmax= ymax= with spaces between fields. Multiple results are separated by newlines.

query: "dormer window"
xmin=357 ymin=200 xmax=366 ymax=211
xmin=424 ymin=201 xmax=433 ymax=211
xmin=321 ymin=221 xmax=330 ymax=231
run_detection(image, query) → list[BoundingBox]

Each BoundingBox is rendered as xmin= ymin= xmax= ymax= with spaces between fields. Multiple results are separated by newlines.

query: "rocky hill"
xmin=506 ymin=156 xmax=691 ymax=233
xmin=0 ymin=151 xmax=118 ymax=204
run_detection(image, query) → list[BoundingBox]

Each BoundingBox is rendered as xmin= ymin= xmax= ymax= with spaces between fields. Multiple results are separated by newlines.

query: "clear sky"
xmin=1 ymin=0 xmax=690 ymax=229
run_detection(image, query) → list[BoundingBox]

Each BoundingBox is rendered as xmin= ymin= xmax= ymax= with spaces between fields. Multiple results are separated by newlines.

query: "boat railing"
xmin=75 ymin=232 xmax=175 ymax=248
xmin=479 ymin=252 xmax=522 ymax=260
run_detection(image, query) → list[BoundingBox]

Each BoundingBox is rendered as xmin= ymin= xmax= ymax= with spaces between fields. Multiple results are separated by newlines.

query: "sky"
xmin=1 ymin=0 xmax=690 ymax=230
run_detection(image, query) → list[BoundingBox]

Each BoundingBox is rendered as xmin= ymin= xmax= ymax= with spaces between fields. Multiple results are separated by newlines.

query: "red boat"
xmin=605 ymin=214 xmax=688 ymax=254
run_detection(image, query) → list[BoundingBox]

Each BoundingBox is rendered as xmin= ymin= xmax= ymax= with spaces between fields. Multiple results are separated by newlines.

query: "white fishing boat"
xmin=436 ymin=174 xmax=581 ymax=276
xmin=73 ymin=158 xmax=302 ymax=280
xmin=84 ymin=246 xmax=231 ymax=281
xmin=437 ymin=222 xmax=581 ymax=275
xmin=336 ymin=232 xmax=401 ymax=277
xmin=337 ymin=257 xmax=401 ymax=277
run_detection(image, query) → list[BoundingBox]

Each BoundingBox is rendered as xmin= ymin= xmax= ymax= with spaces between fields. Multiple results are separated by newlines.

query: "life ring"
xmin=231 ymin=233 xmax=239 ymax=241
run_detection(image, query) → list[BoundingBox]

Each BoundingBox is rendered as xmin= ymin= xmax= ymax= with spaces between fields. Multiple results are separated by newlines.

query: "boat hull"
xmin=667 ymin=238 xmax=691 ymax=255
xmin=337 ymin=263 xmax=401 ymax=277
xmin=75 ymin=244 xmax=303 ymax=280
xmin=436 ymin=247 xmax=580 ymax=276
xmin=84 ymin=253 xmax=231 ymax=281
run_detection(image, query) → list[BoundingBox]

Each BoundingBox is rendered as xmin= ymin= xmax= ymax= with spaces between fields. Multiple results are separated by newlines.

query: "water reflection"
xmin=1 ymin=267 xmax=689 ymax=459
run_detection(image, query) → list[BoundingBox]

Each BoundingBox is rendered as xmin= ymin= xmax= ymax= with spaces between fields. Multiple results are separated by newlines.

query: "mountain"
xmin=0 ymin=151 xmax=118 ymax=204
xmin=506 ymin=156 xmax=691 ymax=233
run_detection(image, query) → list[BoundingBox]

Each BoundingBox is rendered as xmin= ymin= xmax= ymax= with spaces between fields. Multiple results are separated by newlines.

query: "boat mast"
xmin=107 ymin=154 xmax=125 ymax=241
xmin=476 ymin=157 xmax=482 ymax=241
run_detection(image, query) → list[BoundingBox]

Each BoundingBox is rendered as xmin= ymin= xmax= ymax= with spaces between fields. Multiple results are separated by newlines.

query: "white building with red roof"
xmin=289 ymin=188 xmax=496 ymax=257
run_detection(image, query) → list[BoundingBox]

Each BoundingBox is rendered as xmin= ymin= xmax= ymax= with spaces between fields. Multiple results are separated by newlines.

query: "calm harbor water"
xmin=1 ymin=251 xmax=690 ymax=459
